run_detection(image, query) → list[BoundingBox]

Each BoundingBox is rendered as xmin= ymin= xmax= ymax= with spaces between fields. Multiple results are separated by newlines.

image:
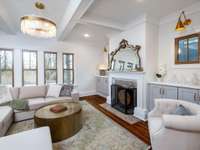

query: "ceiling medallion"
xmin=175 ymin=11 xmax=192 ymax=31
xmin=20 ymin=2 xmax=56 ymax=38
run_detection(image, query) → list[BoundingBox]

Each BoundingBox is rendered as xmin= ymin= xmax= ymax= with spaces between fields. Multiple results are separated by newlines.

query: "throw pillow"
xmin=46 ymin=85 xmax=62 ymax=97
xmin=0 ymin=86 xmax=12 ymax=104
xmin=171 ymin=104 xmax=192 ymax=116
xmin=10 ymin=100 xmax=29 ymax=110
xmin=59 ymin=85 xmax=73 ymax=97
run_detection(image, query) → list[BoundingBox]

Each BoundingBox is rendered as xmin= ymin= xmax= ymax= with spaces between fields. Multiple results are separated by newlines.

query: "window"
xmin=0 ymin=49 xmax=13 ymax=86
xmin=175 ymin=33 xmax=200 ymax=64
xmin=63 ymin=53 xmax=74 ymax=84
xmin=44 ymin=52 xmax=57 ymax=84
xmin=22 ymin=50 xmax=38 ymax=86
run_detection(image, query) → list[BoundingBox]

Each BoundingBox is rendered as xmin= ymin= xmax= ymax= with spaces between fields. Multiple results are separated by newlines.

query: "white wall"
xmin=0 ymin=34 xmax=104 ymax=96
xmin=158 ymin=2 xmax=200 ymax=84
xmin=109 ymin=16 xmax=159 ymax=81
xmin=109 ymin=21 xmax=146 ymax=69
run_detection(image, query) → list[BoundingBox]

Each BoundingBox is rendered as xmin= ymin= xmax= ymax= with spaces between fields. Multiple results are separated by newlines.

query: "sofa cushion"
xmin=19 ymin=86 xmax=46 ymax=100
xmin=9 ymin=87 xmax=19 ymax=100
xmin=0 ymin=87 xmax=13 ymax=104
xmin=27 ymin=98 xmax=46 ymax=110
xmin=0 ymin=106 xmax=13 ymax=123
xmin=59 ymin=85 xmax=73 ymax=97
xmin=0 ymin=106 xmax=13 ymax=137
xmin=148 ymin=117 xmax=163 ymax=135
xmin=46 ymin=85 xmax=62 ymax=98
xmin=45 ymin=97 xmax=72 ymax=105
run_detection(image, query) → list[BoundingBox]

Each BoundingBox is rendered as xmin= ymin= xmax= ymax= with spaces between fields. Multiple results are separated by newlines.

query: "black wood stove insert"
xmin=111 ymin=84 xmax=137 ymax=114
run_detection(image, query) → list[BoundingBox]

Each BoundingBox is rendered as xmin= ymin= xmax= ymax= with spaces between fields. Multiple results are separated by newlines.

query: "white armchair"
xmin=148 ymin=99 xmax=200 ymax=150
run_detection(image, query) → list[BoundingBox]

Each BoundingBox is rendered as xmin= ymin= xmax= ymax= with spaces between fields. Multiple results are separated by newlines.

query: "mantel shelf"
xmin=108 ymin=71 xmax=145 ymax=75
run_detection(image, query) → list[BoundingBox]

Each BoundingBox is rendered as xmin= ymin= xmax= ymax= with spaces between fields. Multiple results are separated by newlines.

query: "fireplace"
xmin=111 ymin=81 xmax=137 ymax=114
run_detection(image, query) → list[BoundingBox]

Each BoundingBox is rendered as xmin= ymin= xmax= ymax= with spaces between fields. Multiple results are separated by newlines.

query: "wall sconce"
xmin=175 ymin=11 xmax=192 ymax=31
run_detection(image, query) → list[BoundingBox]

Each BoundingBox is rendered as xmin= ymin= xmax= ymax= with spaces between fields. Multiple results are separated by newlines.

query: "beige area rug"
xmin=100 ymin=103 xmax=140 ymax=124
xmin=7 ymin=101 xmax=148 ymax=150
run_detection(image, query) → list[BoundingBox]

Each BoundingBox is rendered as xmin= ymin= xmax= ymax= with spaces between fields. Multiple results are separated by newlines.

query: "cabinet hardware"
xmin=162 ymin=89 xmax=165 ymax=95
xmin=160 ymin=88 xmax=162 ymax=95
xmin=194 ymin=93 xmax=197 ymax=102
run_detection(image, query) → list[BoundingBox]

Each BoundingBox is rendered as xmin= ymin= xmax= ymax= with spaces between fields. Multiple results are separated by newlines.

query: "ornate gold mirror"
xmin=108 ymin=39 xmax=143 ymax=72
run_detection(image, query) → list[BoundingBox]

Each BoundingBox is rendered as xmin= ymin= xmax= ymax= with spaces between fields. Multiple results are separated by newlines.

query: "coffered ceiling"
xmin=0 ymin=0 xmax=199 ymax=46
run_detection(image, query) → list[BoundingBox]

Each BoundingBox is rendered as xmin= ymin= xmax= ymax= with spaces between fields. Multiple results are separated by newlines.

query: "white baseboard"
xmin=96 ymin=92 xmax=107 ymax=98
xmin=79 ymin=91 xmax=96 ymax=97
xmin=134 ymin=107 xmax=148 ymax=121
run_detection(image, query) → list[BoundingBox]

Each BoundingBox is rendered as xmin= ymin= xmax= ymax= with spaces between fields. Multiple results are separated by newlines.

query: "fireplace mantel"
xmin=107 ymin=71 xmax=148 ymax=120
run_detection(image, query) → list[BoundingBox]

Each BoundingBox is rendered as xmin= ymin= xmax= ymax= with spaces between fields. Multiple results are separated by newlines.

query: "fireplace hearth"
xmin=111 ymin=84 xmax=137 ymax=114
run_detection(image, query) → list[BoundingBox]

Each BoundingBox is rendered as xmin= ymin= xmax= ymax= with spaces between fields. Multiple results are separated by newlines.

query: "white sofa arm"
xmin=148 ymin=99 xmax=179 ymax=118
xmin=0 ymin=127 xmax=53 ymax=150
xmin=71 ymin=89 xmax=79 ymax=101
xmin=163 ymin=114 xmax=200 ymax=132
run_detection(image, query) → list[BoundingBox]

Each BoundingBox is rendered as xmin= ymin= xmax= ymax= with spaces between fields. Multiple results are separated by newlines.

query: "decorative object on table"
xmin=98 ymin=64 xmax=107 ymax=76
xmin=155 ymin=64 xmax=166 ymax=82
xmin=50 ymin=104 xmax=67 ymax=113
xmin=108 ymin=39 xmax=143 ymax=72
xmin=175 ymin=11 xmax=192 ymax=31
xmin=20 ymin=1 xmax=56 ymax=38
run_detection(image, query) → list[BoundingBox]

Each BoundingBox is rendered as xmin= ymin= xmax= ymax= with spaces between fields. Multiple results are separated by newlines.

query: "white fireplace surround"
xmin=107 ymin=71 xmax=148 ymax=120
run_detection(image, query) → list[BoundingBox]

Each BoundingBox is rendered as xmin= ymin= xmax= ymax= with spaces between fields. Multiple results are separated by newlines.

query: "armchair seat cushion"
xmin=148 ymin=117 xmax=163 ymax=135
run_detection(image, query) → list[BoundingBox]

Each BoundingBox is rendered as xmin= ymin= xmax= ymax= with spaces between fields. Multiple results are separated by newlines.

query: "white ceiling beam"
xmin=77 ymin=18 xmax=125 ymax=31
xmin=57 ymin=0 xmax=96 ymax=40
xmin=0 ymin=3 xmax=17 ymax=34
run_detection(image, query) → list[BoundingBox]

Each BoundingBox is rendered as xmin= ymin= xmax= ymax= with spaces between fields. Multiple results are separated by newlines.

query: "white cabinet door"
xmin=149 ymin=85 xmax=162 ymax=111
xmin=162 ymin=86 xmax=178 ymax=99
xmin=178 ymin=88 xmax=199 ymax=104
xmin=96 ymin=76 xmax=109 ymax=97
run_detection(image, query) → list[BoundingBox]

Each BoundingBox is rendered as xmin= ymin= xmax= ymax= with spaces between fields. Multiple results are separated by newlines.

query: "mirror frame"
xmin=108 ymin=39 xmax=143 ymax=71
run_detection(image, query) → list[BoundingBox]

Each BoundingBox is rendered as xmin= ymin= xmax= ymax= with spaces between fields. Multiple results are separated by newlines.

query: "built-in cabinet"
xmin=178 ymin=88 xmax=200 ymax=104
xmin=149 ymin=84 xmax=178 ymax=110
xmin=148 ymin=83 xmax=200 ymax=111
xmin=96 ymin=76 xmax=109 ymax=97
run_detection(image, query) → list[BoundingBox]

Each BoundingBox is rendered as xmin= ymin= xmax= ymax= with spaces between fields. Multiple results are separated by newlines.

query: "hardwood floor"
xmin=80 ymin=95 xmax=151 ymax=145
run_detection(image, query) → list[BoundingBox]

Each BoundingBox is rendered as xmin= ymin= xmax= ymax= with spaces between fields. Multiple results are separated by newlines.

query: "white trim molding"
xmin=106 ymin=71 xmax=148 ymax=121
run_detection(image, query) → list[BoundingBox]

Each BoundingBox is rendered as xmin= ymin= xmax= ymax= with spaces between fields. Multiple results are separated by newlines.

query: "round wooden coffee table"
xmin=34 ymin=101 xmax=82 ymax=142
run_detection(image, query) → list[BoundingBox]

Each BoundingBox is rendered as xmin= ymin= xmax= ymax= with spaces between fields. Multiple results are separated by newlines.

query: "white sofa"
xmin=0 ymin=106 xmax=13 ymax=137
xmin=10 ymin=85 xmax=79 ymax=110
xmin=0 ymin=85 xmax=79 ymax=137
xmin=0 ymin=127 xmax=53 ymax=150
xmin=148 ymin=99 xmax=200 ymax=150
